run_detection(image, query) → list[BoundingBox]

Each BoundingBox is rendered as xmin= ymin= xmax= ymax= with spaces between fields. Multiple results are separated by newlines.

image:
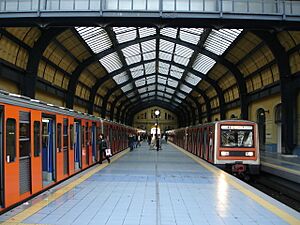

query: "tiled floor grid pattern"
xmin=2 ymin=142 xmax=300 ymax=225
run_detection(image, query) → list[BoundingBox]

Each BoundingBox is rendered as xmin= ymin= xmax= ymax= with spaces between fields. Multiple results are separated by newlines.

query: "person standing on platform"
xmin=128 ymin=134 xmax=134 ymax=151
xmin=98 ymin=133 xmax=110 ymax=164
xmin=147 ymin=134 xmax=152 ymax=145
xmin=165 ymin=133 xmax=168 ymax=144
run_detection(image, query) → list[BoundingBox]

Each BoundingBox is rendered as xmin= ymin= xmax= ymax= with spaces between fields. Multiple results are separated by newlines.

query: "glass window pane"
xmin=34 ymin=121 xmax=41 ymax=157
xmin=6 ymin=119 xmax=16 ymax=163
xmin=57 ymin=123 xmax=62 ymax=152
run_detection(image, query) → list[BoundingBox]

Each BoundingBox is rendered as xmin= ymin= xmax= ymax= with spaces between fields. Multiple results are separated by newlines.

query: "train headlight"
xmin=221 ymin=151 xmax=229 ymax=156
xmin=245 ymin=152 xmax=254 ymax=157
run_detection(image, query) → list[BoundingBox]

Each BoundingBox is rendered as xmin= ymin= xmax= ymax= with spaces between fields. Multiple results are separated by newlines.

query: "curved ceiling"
xmin=74 ymin=26 xmax=242 ymax=120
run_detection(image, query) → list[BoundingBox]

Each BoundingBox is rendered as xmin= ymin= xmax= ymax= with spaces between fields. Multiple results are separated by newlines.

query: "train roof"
xmin=0 ymin=89 xmax=134 ymax=129
xmin=167 ymin=119 xmax=257 ymax=133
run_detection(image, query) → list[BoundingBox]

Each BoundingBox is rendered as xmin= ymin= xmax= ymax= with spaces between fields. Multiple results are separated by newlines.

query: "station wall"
xmin=0 ymin=76 xmax=19 ymax=93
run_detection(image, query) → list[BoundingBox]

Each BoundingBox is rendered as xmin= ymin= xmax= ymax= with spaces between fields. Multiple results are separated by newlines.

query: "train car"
xmin=167 ymin=120 xmax=260 ymax=176
xmin=0 ymin=90 xmax=135 ymax=213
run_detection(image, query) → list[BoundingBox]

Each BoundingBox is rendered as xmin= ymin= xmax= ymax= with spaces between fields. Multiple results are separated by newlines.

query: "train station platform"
xmin=260 ymin=151 xmax=300 ymax=184
xmin=1 ymin=143 xmax=300 ymax=225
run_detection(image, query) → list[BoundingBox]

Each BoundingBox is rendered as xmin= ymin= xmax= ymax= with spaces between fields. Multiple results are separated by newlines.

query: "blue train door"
xmin=0 ymin=106 xmax=3 ymax=207
xmin=42 ymin=118 xmax=56 ymax=187
xmin=92 ymin=123 xmax=96 ymax=163
xmin=74 ymin=122 xmax=82 ymax=170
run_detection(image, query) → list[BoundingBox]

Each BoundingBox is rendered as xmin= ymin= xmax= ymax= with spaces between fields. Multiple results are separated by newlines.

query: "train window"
xmin=34 ymin=121 xmax=41 ymax=157
xmin=57 ymin=123 xmax=62 ymax=152
xmin=19 ymin=112 xmax=30 ymax=158
xmin=81 ymin=126 xmax=85 ymax=146
xmin=220 ymin=126 xmax=254 ymax=148
xmin=70 ymin=125 xmax=74 ymax=149
xmin=6 ymin=119 xmax=16 ymax=163
xmin=63 ymin=119 xmax=68 ymax=150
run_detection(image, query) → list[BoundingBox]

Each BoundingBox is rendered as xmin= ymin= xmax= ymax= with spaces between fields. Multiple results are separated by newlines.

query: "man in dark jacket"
xmin=98 ymin=133 xmax=110 ymax=164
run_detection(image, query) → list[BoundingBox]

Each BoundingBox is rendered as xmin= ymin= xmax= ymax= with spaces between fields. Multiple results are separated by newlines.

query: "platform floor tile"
xmin=2 ymin=143 xmax=300 ymax=225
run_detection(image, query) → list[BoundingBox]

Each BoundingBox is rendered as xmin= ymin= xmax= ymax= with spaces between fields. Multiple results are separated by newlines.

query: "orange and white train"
xmin=0 ymin=90 xmax=136 ymax=213
xmin=167 ymin=120 xmax=260 ymax=176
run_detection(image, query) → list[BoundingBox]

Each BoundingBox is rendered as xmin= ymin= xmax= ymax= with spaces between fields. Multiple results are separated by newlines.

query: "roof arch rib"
xmin=252 ymin=30 xmax=294 ymax=154
xmin=122 ymin=99 xmax=189 ymax=127
xmin=67 ymin=28 xmax=244 ymax=120
xmin=89 ymin=58 xmax=222 ymax=117
xmin=97 ymin=72 xmax=206 ymax=123
xmin=111 ymin=88 xmax=196 ymax=126
xmin=22 ymin=28 xmax=66 ymax=98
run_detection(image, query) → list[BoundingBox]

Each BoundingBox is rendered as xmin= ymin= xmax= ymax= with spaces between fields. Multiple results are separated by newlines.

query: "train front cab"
xmin=214 ymin=121 xmax=260 ymax=175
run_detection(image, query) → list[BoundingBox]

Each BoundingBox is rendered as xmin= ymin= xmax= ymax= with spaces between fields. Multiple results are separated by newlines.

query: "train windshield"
xmin=220 ymin=125 xmax=254 ymax=148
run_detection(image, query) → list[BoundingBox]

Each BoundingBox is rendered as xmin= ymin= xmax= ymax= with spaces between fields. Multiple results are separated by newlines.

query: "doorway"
xmin=257 ymin=108 xmax=266 ymax=151
xmin=42 ymin=117 xmax=56 ymax=187
xmin=275 ymin=104 xmax=282 ymax=153
xmin=74 ymin=122 xmax=82 ymax=170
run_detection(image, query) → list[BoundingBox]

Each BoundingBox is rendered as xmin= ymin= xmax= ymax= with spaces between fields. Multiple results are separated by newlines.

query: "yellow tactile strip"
xmin=0 ymin=149 xmax=129 ymax=225
xmin=170 ymin=142 xmax=300 ymax=225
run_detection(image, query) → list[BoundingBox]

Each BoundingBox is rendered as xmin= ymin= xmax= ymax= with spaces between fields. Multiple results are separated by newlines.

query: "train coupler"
xmin=232 ymin=164 xmax=246 ymax=174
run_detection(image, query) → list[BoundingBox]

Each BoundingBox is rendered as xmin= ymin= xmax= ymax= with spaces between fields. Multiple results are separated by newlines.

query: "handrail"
xmin=0 ymin=0 xmax=299 ymax=16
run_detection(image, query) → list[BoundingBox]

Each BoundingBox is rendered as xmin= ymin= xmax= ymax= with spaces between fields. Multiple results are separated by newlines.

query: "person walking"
xmin=98 ymin=133 xmax=110 ymax=164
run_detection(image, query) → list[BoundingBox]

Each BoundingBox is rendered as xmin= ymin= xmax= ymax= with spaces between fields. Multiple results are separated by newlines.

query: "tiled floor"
xmin=2 ymin=142 xmax=300 ymax=225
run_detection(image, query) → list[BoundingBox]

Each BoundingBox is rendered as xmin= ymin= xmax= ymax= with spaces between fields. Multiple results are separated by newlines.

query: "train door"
xmin=19 ymin=111 xmax=32 ymax=195
xmin=74 ymin=121 xmax=82 ymax=170
xmin=202 ymin=127 xmax=207 ymax=159
xmin=0 ymin=106 xmax=3 ymax=207
xmin=208 ymin=126 xmax=214 ymax=163
xmin=63 ymin=119 xmax=69 ymax=176
xmin=92 ymin=123 xmax=96 ymax=163
xmin=85 ymin=122 xmax=89 ymax=166
xmin=42 ymin=117 xmax=56 ymax=187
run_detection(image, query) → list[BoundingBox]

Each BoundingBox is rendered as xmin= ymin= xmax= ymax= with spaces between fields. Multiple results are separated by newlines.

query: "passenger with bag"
xmin=98 ymin=133 xmax=111 ymax=164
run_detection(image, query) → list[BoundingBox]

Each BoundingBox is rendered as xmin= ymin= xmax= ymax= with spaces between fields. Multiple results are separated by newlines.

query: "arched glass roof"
xmin=75 ymin=26 xmax=242 ymax=106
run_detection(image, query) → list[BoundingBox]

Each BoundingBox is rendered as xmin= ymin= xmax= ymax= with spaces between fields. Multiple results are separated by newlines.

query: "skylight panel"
xmin=185 ymin=72 xmax=201 ymax=85
xmin=139 ymin=27 xmax=157 ymax=38
xmin=179 ymin=28 xmax=203 ymax=45
xmin=159 ymin=62 xmax=170 ymax=75
xmin=176 ymin=92 xmax=186 ymax=99
xmin=130 ymin=65 xmax=144 ymax=78
xmin=143 ymin=52 xmax=156 ymax=60
xmin=148 ymin=92 xmax=155 ymax=96
xmin=174 ymin=44 xmax=194 ymax=66
xmin=127 ymin=92 xmax=136 ymax=98
xmin=159 ymin=52 xmax=172 ymax=61
xmin=164 ymin=93 xmax=172 ymax=99
xmin=144 ymin=62 xmax=156 ymax=74
xmin=113 ymin=27 xmax=136 ymax=34
xmin=135 ymin=78 xmax=146 ymax=87
xmin=158 ymin=75 xmax=167 ymax=85
xmin=174 ymin=98 xmax=182 ymax=103
xmin=148 ymin=84 xmax=156 ymax=91
xmin=113 ymin=72 xmax=129 ymax=84
xmin=168 ymin=79 xmax=178 ymax=87
xmin=158 ymin=92 xmax=164 ymax=97
xmin=146 ymin=75 xmax=156 ymax=84
xmin=115 ymin=28 xmax=137 ymax=43
xmin=99 ymin=52 xmax=123 ymax=73
xmin=180 ymin=84 xmax=192 ymax=93
xmin=141 ymin=39 xmax=156 ymax=52
xmin=138 ymin=87 xmax=147 ymax=94
xmin=157 ymin=96 xmax=165 ymax=101
xmin=160 ymin=39 xmax=175 ymax=53
xmin=205 ymin=29 xmax=242 ymax=55
xmin=122 ymin=44 xmax=141 ymax=65
xmin=192 ymin=53 xmax=216 ymax=74
xmin=160 ymin=27 xmax=178 ymax=39
xmin=170 ymin=65 xmax=184 ymax=79
xmin=158 ymin=85 xmax=165 ymax=91
xmin=121 ymin=83 xmax=133 ymax=92
xmin=76 ymin=27 xmax=112 ymax=54
xmin=141 ymin=93 xmax=148 ymax=98
xmin=166 ymin=87 xmax=175 ymax=94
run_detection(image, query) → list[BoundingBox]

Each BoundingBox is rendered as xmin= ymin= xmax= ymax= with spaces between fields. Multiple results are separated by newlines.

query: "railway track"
xmin=249 ymin=172 xmax=300 ymax=212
